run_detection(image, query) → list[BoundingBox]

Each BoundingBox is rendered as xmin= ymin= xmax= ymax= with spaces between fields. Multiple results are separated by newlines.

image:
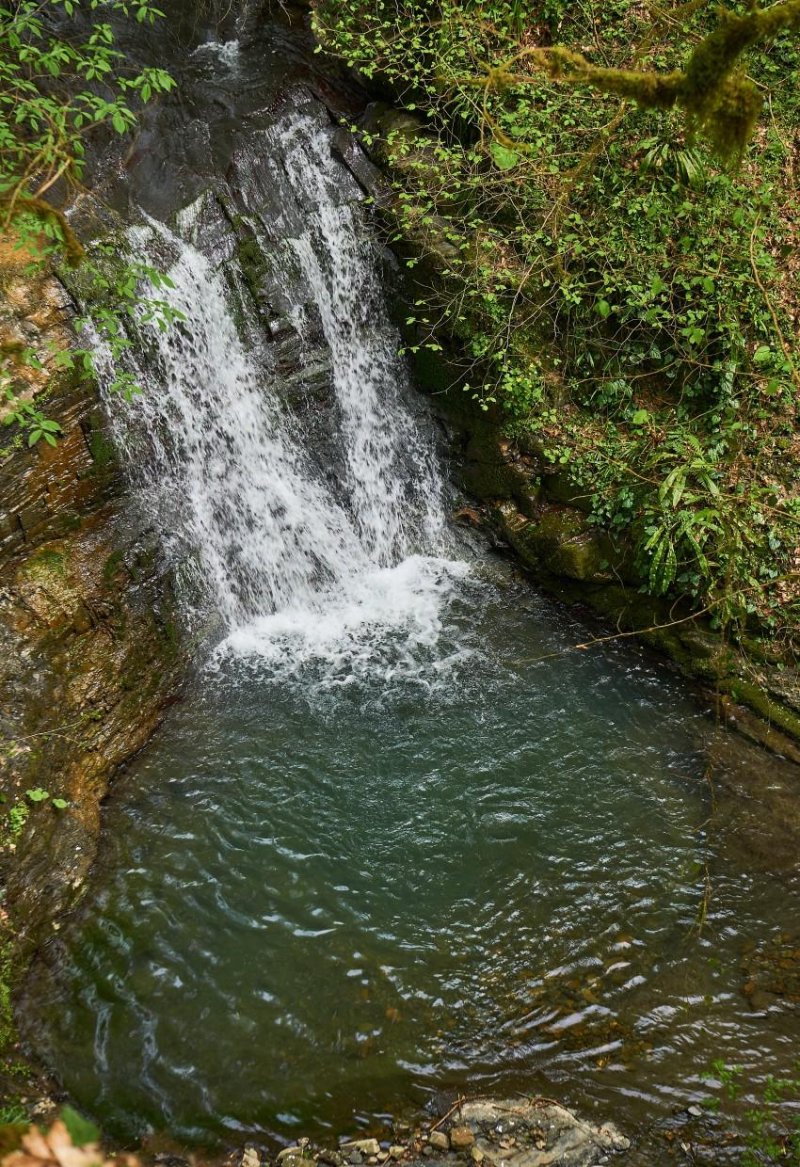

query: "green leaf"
xmin=489 ymin=142 xmax=520 ymax=170
xmin=753 ymin=345 xmax=772 ymax=365
xmin=61 ymin=1106 xmax=100 ymax=1147
xmin=51 ymin=798 xmax=69 ymax=810
xmin=631 ymin=409 xmax=650 ymax=425
xmin=596 ymin=299 xmax=611 ymax=319
xmin=26 ymin=788 xmax=49 ymax=803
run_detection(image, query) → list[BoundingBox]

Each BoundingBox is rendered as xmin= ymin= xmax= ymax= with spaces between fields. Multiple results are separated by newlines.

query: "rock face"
xmin=0 ymin=252 xmax=186 ymax=956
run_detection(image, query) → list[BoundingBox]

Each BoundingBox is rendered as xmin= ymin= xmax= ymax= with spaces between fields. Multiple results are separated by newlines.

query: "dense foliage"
xmin=313 ymin=0 xmax=800 ymax=636
xmin=0 ymin=0 xmax=178 ymax=448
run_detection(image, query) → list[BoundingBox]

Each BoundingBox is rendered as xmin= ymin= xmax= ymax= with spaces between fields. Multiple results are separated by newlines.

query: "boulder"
xmin=456 ymin=1098 xmax=629 ymax=1167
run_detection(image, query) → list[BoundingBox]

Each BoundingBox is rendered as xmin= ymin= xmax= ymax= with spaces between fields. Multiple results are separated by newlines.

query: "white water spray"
xmin=278 ymin=116 xmax=445 ymax=561
xmin=103 ymin=111 xmax=469 ymax=678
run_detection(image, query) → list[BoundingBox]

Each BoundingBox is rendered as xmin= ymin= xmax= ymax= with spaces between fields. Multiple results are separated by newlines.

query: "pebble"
xmin=470 ymin=1150 xmax=484 ymax=1165
xmin=428 ymin=1133 xmax=449 ymax=1152
xmin=348 ymin=1154 xmax=363 ymax=1165
xmin=389 ymin=1149 xmax=404 ymax=1160
xmin=242 ymin=1149 xmax=260 ymax=1167
xmin=341 ymin=1143 xmax=380 ymax=1158
xmin=276 ymin=1151 xmax=299 ymax=1164
xmin=687 ymin=1105 xmax=703 ymax=1118
xmin=449 ymin=1129 xmax=474 ymax=1151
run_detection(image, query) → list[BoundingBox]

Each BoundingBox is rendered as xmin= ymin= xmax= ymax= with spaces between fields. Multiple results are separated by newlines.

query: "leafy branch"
xmin=0 ymin=0 xmax=175 ymax=257
xmin=480 ymin=0 xmax=800 ymax=162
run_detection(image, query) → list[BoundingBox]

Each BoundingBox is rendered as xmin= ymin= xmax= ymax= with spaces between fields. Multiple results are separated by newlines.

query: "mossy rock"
xmin=720 ymin=678 xmax=800 ymax=743
xmin=88 ymin=428 xmax=117 ymax=474
xmin=102 ymin=549 xmax=126 ymax=586
xmin=20 ymin=548 xmax=66 ymax=580
xmin=236 ymin=237 xmax=268 ymax=302
xmin=462 ymin=433 xmax=530 ymax=499
xmin=543 ymin=470 xmax=594 ymax=513
xmin=500 ymin=506 xmax=609 ymax=582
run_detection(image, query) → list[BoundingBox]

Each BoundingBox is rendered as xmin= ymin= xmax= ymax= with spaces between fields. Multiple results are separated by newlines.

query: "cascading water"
xmin=105 ymin=110 xmax=466 ymax=677
xmin=278 ymin=115 xmax=445 ymax=561
xmin=26 ymin=83 xmax=800 ymax=1156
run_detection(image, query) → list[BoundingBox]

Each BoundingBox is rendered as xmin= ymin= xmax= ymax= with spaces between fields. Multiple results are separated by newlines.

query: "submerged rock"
xmin=741 ymin=932 xmax=800 ymax=1010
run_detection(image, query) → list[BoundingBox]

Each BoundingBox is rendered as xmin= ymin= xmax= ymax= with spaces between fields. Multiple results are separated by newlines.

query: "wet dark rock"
xmin=331 ymin=127 xmax=392 ymax=207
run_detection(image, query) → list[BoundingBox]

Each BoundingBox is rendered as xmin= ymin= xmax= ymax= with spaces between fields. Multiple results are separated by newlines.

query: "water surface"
xmin=28 ymin=571 xmax=798 ymax=1148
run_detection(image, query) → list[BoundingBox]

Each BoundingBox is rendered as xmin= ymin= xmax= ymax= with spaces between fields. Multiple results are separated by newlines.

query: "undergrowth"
xmin=313 ymin=0 xmax=800 ymax=639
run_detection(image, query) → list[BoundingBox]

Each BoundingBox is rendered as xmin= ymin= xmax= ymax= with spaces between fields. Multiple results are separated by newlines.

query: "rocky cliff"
xmin=0 ymin=246 xmax=185 ymax=976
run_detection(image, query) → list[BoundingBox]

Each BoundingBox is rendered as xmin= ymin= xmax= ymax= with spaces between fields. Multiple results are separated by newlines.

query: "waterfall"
xmin=277 ymin=115 xmax=446 ymax=562
xmin=103 ymin=109 xmax=469 ymax=680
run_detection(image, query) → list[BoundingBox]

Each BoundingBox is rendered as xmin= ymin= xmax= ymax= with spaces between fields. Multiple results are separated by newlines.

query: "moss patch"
xmin=21 ymin=548 xmax=65 ymax=580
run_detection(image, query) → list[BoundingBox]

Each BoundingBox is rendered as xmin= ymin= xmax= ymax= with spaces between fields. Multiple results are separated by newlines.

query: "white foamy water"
xmin=102 ymin=111 xmax=468 ymax=680
xmin=277 ymin=116 xmax=446 ymax=561
xmin=191 ymin=39 xmax=241 ymax=71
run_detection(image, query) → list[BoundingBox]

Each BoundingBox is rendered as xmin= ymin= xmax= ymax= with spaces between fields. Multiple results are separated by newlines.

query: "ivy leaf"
xmin=26 ymin=788 xmax=50 ymax=802
xmin=596 ymin=299 xmax=611 ymax=319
